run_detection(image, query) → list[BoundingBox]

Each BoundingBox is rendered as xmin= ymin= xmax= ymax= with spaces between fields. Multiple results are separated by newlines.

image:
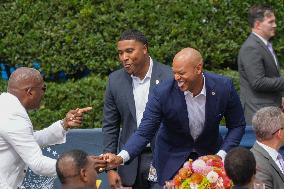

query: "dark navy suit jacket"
xmin=123 ymin=72 xmax=246 ymax=185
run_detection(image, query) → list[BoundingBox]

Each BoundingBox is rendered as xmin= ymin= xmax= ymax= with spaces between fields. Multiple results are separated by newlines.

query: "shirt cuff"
xmin=117 ymin=150 xmax=130 ymax=165
xmin=217 ymin=150 xmax=227 ymax=161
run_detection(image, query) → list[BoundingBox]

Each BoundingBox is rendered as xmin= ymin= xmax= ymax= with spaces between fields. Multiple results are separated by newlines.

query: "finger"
xmin=78 ymin=107 xmax=92 ymax=114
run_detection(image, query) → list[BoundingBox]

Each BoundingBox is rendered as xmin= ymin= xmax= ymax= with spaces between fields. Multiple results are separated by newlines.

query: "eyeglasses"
xmin=272 ymin=127 xmax=284 ymax=135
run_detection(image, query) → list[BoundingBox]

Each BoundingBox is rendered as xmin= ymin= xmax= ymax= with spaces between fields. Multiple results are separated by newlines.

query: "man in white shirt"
xmin=0 ymin=67 xmax=97 ymax=189
xmin=238 ymin=4 xmax=284 ymax=125
xmin=251 ymin=106 xmax=284 ymax=189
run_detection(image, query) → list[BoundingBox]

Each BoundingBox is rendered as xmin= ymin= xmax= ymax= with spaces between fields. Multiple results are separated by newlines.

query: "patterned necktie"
xmin=277 ymin=153 xmax=284 ymax=173
xmin=267 ymin=42 xmax=278 ymax=66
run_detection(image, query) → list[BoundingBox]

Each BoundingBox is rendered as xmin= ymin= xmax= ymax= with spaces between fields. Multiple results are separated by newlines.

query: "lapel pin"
xmin=212 ymin=92 xmax=215 ymax=95
xmin=156 ymin=80 xmax=159 ymax=84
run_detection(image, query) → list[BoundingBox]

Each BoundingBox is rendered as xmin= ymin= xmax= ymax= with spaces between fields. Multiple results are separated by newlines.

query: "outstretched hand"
xmin=63 ymin=107 xmax=92 ymax=129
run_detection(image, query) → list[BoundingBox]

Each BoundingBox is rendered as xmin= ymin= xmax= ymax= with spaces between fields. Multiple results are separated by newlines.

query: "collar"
xmin=252 ymin=32 xmax=269 ymax=46
xmin=184 ymin=74 xmax=206 ymax=97
xmin=257 ymin=141 xmax=279 ymax=161
xmin=131 ymin=56 xmax=153 ymax=81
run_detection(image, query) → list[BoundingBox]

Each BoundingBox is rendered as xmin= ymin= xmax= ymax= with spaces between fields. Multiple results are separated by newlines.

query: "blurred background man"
xmin=251 ymin=106 xmax=284 ymax=188
xmin=238 ymin=5 xmax=284 ymax=125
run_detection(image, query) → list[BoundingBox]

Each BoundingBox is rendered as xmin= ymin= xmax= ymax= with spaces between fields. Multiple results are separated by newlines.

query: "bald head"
xmin=173 ymin=48 xmax=203 ymax=68
xmin=8 ymin=67 xmax=43 ymax=92
xmin=172 ymin=48 xmax=204 ymax=94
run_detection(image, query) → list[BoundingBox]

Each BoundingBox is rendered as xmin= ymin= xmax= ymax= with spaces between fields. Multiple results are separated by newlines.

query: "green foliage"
xmin=1 ymin=0 xmax=284 ymax=76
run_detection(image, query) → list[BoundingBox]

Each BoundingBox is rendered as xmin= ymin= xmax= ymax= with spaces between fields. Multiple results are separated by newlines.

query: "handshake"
xmin=94 ymin=153 xmax=124 ymax=173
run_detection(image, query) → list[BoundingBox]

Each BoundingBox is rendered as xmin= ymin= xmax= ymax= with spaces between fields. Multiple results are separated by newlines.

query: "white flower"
xmin=190 ymin=183 xmax=198 ymax=189
xmin=206 ymin=171 xmax=219 ymax=183
xmin=192 ymin=159 xmax=206 ymax=173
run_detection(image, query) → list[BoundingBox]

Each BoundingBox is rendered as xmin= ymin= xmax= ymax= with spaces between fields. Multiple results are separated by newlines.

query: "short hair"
xmin=7 ymin=67 xmax=42 ymax=91
xmin=252 ymin=106 xmax=284 ymax=140
xmin=225 ymin=147 xmax=256 ymax=186
xmin=56 ymin=149 xmax=89 ymax=184
xmin=248 ymin=5 xmax=274 ymax=28
xmin=118 ymin=29 xmax=148 ymax=48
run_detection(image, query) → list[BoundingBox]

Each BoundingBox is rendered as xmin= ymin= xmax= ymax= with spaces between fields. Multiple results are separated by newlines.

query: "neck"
xmin=260 ymin=139 xmax=281 ymax=151
xmin=252 ymin=29 xmax=270 ymax=41
xmin=136 ymin=56 xmax=150 ymax=80
xmin=191 ymin=75 xmax=204 ymax=97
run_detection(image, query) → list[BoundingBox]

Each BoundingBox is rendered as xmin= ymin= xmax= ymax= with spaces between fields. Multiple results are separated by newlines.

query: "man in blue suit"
xmin=104 ymin=47 xmax=246 ymax=186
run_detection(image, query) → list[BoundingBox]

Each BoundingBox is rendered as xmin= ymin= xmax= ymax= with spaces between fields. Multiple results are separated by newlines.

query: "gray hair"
xmin=252 ymin=106 xmax=284 ymax=140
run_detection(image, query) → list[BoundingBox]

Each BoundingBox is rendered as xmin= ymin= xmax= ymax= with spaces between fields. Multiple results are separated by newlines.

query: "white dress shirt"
xmin=118 ymin=58 xmax=153 ymax=162
xmin=184 ymin=79 xmax=206 ymax=140
xmin=257 ymin=141 xmax=284 ymax=174
xmin=131 ymin=58 xmax=153 ymax=128
xmin=0 ymin=92 xmax=67 ymax=189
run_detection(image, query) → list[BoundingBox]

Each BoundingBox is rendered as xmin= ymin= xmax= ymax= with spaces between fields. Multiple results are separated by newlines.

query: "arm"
xmin=240 ymin=46 xmax=284 ymax=92
xmin=33 ymin=121 xmax=66 ymax=146
xmin=102 ymin=79 xmax=121 ymax=154
xmin=5 ymin=120 xmax=57 ymax=176
xmin=123 ymin=87 xmax=162 ymax=161
xmin=222 ymin=80 xmax=246 ymax=152
xmin=34 ymin=107 xmax=92 ymax=146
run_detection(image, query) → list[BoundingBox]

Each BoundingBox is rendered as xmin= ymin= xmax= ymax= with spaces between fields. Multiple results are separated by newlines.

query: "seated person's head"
xmin=252 ymin=106 xmax=284 ymax=142
xmin=224 ymin=147 xmax=256 ymax=187
xmin=56 ymin=149 xmax=97 ymax=189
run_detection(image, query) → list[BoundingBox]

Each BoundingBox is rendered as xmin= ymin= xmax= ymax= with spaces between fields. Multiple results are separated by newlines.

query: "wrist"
xmin=60 ymin=119 xmax=69 ymax=131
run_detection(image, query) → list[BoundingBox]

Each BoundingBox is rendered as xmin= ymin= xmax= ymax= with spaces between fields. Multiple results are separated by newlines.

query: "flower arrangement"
xmin=168 ymin=155 xmax=232 ymax=189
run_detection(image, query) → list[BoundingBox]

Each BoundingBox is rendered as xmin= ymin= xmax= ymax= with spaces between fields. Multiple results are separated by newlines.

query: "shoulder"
xmin=108 ymin=68 xmax=125 ymax=79
xmin=153 ymin=60 xmax=172 ymax=75
xmin=240 ymin=34 xmax=261 ymax=52
xmin=204 ymin=72 xmax=232 ymax=85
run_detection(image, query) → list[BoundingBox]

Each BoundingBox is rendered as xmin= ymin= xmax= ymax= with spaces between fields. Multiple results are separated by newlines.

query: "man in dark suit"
xmin=225 ymin=147 xmax=256 ymax=189
xmin=238 ymin=5 xmax=284 ymax=125
xmin=102 ymin=29 xmax=172 ymax=189
xmin=104 ymin=47 xmax=246 ymax=186
xmin=251 ymin=106 xmax=284 ymax=189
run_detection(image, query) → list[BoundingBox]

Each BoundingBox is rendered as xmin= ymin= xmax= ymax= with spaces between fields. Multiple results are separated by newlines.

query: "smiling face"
xmin=117 ymin=39 xmax=149 ymax=79
xmin=172 ymin=48 xmax=203 ymax=93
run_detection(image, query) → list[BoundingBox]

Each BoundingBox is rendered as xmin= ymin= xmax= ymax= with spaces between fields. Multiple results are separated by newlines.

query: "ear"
xmin=254 ymin=20 xmax=261 ymax=29
xmin=25 ymin=88 xmax=33 ymax=96
xmin=143 ymin=44 xmax=148 ymax=55
xmin=195 ymin=63 xmax=203 ymax=74
xmin=80 ymin=169 xmax=88 ymax=182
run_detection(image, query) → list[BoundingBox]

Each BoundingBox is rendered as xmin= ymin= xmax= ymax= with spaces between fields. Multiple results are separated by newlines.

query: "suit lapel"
xmin=204 ymin=73 xmax=217 ymax=132
xmin=251 ymin=33 xmax=280 ymax=74
xmin=253 ymin=143 xmax=284 ymax=182
xmin=149 ymin=60 xmax=162 ymax=92
xmin=123 ymin=71 xmax=137 ymax=123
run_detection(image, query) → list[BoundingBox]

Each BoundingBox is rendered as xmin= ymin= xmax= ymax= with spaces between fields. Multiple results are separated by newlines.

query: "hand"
xmin=89 ymin=155 xmax=108 ymax=173
xmin=107 ymin=170 xmax=123 ymax=189
xmin=102 ymin=153 xmax=123 ymax=170
xmin=63 ymin=107 xmax=92 ymax=129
